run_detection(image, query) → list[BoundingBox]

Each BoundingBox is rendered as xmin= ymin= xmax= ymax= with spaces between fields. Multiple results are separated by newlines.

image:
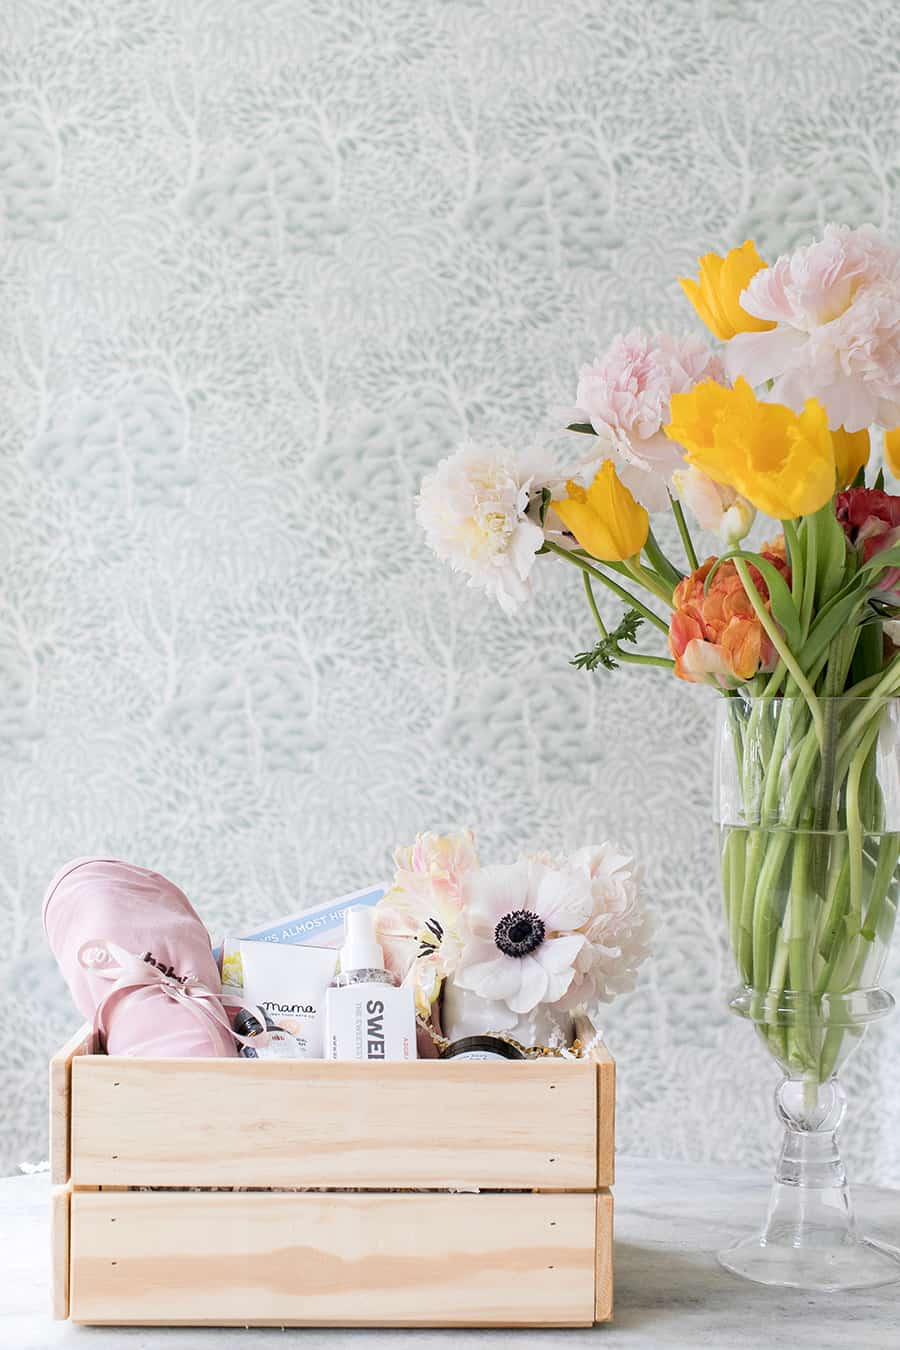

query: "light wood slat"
xmin=71 ymin=1056 xmax=600 ymax=1190
xmin=574 ymin=1016 xmax=616 ymax=1188
xmin=594 ymin=1043 xmax=616 ymax=1188
xmin=51 ymin=1186 xmax=71 ymax=1319
xmin=50 ymin=1024 xmax=93 ymax=1186
xmin=69 ymin=1190 xmax=597 ymax=1327
xmin=595 ymin=1190 xmax=614 ymax=1323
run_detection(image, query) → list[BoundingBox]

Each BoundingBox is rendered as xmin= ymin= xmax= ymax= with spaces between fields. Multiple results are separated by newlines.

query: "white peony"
xmin=416 ymin=443 xmax=551 ymax=614
xmin=558 ymin=843 xmax=653 ymax=1009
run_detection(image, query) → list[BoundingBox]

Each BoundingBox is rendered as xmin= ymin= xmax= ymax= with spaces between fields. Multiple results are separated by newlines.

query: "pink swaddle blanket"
xmin=43 ymin=857 xmax=237 ymax=1057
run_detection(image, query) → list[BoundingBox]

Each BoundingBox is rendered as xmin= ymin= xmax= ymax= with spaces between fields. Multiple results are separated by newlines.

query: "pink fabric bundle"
xmin=43 ymin=857 xmax=236 ymax=1058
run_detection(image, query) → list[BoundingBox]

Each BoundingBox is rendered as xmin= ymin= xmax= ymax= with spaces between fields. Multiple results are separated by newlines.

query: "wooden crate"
xmin=50 ymin=1025 xmax=615 ymax=1328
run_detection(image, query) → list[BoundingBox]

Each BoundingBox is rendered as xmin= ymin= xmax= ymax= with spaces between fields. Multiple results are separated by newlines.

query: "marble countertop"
xmin=2 ymin=1156 xmax=897 ymax=1348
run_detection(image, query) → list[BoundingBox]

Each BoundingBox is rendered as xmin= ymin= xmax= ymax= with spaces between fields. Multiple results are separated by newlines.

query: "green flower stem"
xmin=783 ymin=518 xmax=804 ymax=610
xmin=582 ymin=572 xmax=608 ymax=638
xmin=814 ymin=841 xmax=849 ymax=967
xmin=843 ymin=667 xmax=899 ymax=699
xmin=812 ymin=693 xmax=841 ymax=865
xmin=577 ymin=553 xmax=671 ymax=593
xmin=617 ymin=653 xmax=677 ymax=669
xmin=786 ymin=826 xmax=814 ymax=1073
xmin=813 ymin=851 xmax=877 ymax=998
xmin=860 ymin=836 xmax=900 ymax=944
xmin=624 ymin=559 xmax=675 ymax=607
xmin=799 ymin=517 xmax=818 ymax=638
xmin=734 ymin=557 xmax=824 ymax=746
xmin=643 ymin=527 xmax=684 ymax=591
xmin=737 ymin=850 xmax=757 ymax=983
xmin=764 ymin=922 xmax=791 ymax=1063
xmin=668 ymin=491 xmax=699 ymax=571
xmin=542 ymin=540 xmax=670 ymax=635
xmin=818 ymin=1026 xmax=847 ymax=1084
xmin=750 ymin=830 xmax=792 ymax=990
xmin=837 ymin=657 xmax=900 ymax=759
xmin=742 ymin=714 xmax=820 ymax=992
xmin=763 ymin=665 xmax=789 ymax=697
xmin=738 ymin=703 xmax=801 ymax=984
xmin=580 ymin=571 xmax=674 ymax=669
xmin=846 ymin=719 xmax=882 ymax=923
xmin=723 ymin=826 xmax=747 ymax=962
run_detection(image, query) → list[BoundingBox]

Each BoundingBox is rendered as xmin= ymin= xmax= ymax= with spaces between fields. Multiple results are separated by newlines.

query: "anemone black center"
xmin=494 ymin=909 xmax=546 ymax=957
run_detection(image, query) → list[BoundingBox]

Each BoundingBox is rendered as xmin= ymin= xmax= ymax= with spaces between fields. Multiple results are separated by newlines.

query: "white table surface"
xmin=2 ymin=1156 xmax=898 ymax=1348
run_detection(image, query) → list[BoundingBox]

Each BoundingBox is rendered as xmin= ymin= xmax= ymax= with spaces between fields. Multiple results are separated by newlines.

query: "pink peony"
xmin=376 ymin=829 xmax=480 ymax=1014
xmin=569 ymin=329 xmax=725 ymax=513
xmin=726 ymin=224 xmax=900 ymax=433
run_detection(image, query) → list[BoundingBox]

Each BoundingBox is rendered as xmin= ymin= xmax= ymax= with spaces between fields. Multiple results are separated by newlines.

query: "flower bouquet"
xmin=417 ymin=224 xmax=900 ymax=1290
xmin=374 ymin=829 xmax=651 ymax=1054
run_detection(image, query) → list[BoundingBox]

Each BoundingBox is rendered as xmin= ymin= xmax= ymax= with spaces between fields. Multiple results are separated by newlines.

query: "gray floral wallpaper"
xmin=3 ymin=0 xmax=900 ymax=1186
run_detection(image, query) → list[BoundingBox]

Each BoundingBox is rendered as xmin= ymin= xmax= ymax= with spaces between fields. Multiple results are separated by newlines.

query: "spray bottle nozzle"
xmin=339 ymin=906 xmax=385 ymax=974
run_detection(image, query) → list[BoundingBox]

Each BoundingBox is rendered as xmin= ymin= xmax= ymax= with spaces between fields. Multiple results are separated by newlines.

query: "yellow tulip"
xmin=665 ymin=377 xmax=836 ymax=520
xmin=679 ymin=240 xmax=775 ymax=341
xmin=885 ymin=427 xmax=900 ymax=479
xmin=832 ymin=426 xmax=870 ymax=489
xmin=553 ymin=460 xmax=649 ymax=561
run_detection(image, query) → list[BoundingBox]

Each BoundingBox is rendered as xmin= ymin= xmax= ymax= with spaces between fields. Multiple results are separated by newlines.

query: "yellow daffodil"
xmin=832 ymin=426 xmax=870 ymax=489
xmin=553 ymin=460 xmax=649 ymax=561
xmin=885 ymin=427 xmax=900 ymax=479
xmin=679 ymin=240 xmax=776 ymax=341
xmin=665 ymin=377 xmax=836 ymax=520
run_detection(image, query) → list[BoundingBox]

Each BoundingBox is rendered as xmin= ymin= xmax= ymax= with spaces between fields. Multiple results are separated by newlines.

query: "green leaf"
xmin=875 ymin=467 xmax=886 ymax=491
xmin=643 ymin=527 xmax=683 ymax=590
xmin=850 ymin=613 xmax=884 ymax=684
xmin=705 ymin=550 xmax=803 ymax=650
xmin=571 ymin=610 xmax=643 ymax=673
xmin=802 ymin=580 xmax=867 ymax=669
xmin=538 ymin=485 xmax=552 ymax=526
xmin=566 ymin=422 xmax=597 ymax=435
xmin=812 ymin=501 xmax=849 ymax=607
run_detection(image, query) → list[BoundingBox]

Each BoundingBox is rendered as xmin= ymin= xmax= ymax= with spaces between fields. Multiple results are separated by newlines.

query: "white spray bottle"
xmin=324 ymin=907 xmax=417 ymax=1061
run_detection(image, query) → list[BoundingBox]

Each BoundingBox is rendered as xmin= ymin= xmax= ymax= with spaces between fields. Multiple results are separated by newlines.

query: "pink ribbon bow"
xmin=77 ymin=940 xmax=265 ymax=1053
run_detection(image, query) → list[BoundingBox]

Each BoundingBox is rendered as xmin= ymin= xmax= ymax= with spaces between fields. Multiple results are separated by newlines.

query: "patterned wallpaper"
xmin=3 ymin=0 xmax=900 ymax=1185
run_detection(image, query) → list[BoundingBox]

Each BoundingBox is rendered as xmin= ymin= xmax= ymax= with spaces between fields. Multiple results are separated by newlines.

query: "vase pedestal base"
xmin=718 ymin=1074 xmax=900 ymax=1292
xmin=718 ymin=1232 xmax=900 ymax=1293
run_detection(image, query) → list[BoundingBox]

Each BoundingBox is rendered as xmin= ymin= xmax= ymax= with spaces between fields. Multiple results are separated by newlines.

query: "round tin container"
xmin=439 ymin=1035 xmax=526 ymax=1061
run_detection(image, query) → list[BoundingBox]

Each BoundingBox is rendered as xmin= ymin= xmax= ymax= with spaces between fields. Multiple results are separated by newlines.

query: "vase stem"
xmin=719 ymin=1077 xmax=900 ymax=1290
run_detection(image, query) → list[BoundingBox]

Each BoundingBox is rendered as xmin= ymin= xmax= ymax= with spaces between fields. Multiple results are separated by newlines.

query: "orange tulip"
xmin=669 ymin=546 xmax=792 ymax=686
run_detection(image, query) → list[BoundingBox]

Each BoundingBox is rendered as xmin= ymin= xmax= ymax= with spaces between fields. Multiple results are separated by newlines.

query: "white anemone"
xmin=453 ymin=860 xmax=592 ymax=1015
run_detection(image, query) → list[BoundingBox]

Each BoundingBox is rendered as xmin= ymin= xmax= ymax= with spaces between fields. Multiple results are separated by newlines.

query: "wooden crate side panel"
xmin=595 ymin=1190 xmax=614 ymax=1323
xmin=71 ymin=1057 xmax=598 ymax=1190
xmin=595 ymin=1049 xmax=616 ymax=1189
xmin=574 ymin=1020 xmax=616 ymax=1190
xmin=69 ymin=1191 xmax=597 ymax=1328
xmin=50 ymin=1024 xmax=93 ymax=1186
xmin=51 ymin=1186 xmax=71 ymax=1320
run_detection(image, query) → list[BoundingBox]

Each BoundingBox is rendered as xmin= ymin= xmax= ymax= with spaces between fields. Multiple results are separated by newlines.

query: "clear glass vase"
xmin=714 ymin=695 xmax=900 ymax=1290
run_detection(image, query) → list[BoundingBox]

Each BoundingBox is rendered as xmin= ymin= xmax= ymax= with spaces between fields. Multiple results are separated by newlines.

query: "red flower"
xmin=835 ymin=488 xmax=900 ymax=599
